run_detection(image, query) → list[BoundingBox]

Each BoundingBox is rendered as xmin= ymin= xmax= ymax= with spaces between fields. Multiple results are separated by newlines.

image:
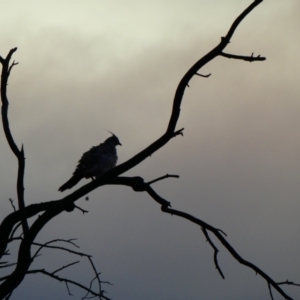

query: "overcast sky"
xmin=0 ymin=1 xmax=300 ymax=299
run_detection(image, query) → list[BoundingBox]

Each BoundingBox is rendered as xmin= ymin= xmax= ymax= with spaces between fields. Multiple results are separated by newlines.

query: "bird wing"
xmin=73 ymin=143 xmax=117 ymax=178
xmin=73 ymin=146 xmax=101 ymax=177
xmin=58 ymin=145 xmax=104 ymax=191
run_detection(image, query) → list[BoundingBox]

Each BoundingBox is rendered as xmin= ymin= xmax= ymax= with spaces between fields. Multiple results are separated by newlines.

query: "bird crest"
xmin=104 ymin=130 xmax=122 ymax=146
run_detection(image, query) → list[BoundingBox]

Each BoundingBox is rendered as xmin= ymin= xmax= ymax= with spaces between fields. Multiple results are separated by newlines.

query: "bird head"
xmin=106 ymin=131 xmax=122 ymax=146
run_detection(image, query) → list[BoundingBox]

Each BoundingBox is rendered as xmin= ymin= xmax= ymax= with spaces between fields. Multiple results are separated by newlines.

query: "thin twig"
xmin=217 ymin=229 xmax=227 ymax=237
xmin=195 ymin=72 xmax=211 ymax=78
xmin=0 ymin=263 xmax=16 ymax=269
xmin=277 ymin=280 xmax=300 ymax=287
xmin=83 ymin=256 xmax=112 ymax=299
xmin=7 ymin=61 xmax=18 ymax=78
xmin=220 ymin=51 xmax=266 ymax=62
xmin=8 ymin=199 xmax=16 ymax=212
xmin=27 ymin=269 xmax=110 ymax=300
xmin=88 ymin=257 xmax=102 ymax=295
xmin=32 ymin=238 xmax=82 ymax=260
xmin=9 ymin=222 xmax=22 ymax=240
xmin=147 ymin=174 xmax=180 ymax=185
xmin=65 ymin=282 xmax=72 ymax=296
xmin=52 ymin=261 xmax=79 ymax=275
xmin=202 ymin=228 xmax=224 ymax=279
xmin=74 ymin=204 xmax=88 ymax=214
xmin=268 ymin=282 xmax=274 ymax=300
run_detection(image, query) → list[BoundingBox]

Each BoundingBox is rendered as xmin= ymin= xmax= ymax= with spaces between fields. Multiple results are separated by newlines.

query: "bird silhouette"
xmin=58 ymin=133 xmax=121 ymax=192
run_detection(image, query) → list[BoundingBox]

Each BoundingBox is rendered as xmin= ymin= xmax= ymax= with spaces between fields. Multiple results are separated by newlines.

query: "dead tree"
xmin=0 ymin=1 xmax=298 ymax=299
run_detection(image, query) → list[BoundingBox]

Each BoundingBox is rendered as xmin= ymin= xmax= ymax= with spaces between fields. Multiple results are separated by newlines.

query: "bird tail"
xmin=58 ymin=174 xmax=82 ymax=192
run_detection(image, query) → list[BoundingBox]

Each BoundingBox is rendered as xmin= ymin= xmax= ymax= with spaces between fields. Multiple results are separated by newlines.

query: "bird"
xmin=58 ymin=133 xmax=121 ymax=192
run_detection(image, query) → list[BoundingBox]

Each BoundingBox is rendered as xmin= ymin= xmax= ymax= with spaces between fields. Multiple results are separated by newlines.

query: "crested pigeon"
xmin=58 ymin=133 xmax=121 ymax=192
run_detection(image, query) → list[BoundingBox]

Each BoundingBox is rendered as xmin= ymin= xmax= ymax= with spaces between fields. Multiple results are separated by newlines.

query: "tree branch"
xmin=0 ymin=48 xmax=28 ymax=236
xmin=8 ymin=199 xmax=16 ymax=212
xmin=31 ymin=238 xmax=82 ymax=261
xmin=224 ymin=0 xmax=263 ymax=43
xmin=160 ymin=205 xmax=293 ymax=300
xmin=26 ymin=269 xmax=110 ymax=300
xmin=52 ymin=261 xmax=80 ymax=275
xmin=268 ymin=282 xmax=274 ymax=300
xmin=98 ymin=173 xmax=296 ymax=299
xmin=277 ymin=280 xmax=300 ymax=287
xmin=202 ymin=228 xmax=225 ymax=279
xmin=0 ymin=200 xmax=59 ymax=260
xmin=0 ymin=48 xmax=21 ymax=164
xmin=107 ymin=174 xmax=295 ymax=299
xmin=195 ymin=72 xmax=211 ymax=78
xmin=220 ymin=51 xmax=266 ymax=62
xmin=147 ymin=174 xmax=179 ymax=185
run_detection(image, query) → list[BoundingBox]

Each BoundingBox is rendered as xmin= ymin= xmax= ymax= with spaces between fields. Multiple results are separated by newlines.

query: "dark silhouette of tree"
xmin=0 ymin=1 xmax=299 ymax=299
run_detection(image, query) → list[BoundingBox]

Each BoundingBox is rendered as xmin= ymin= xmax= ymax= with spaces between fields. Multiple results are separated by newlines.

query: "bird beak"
xmin=119 ymin=142 xmax=122 ymax=146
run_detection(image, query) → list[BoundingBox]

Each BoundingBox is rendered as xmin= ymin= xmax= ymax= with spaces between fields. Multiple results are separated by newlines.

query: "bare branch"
xmin=202 ymin=228 xmax=224 ymax=279
xmin=147 ymin=174 xmax=180 ymax=185
xmin=33 ymin=244 xmax=86 ymax=258
xmin=27 ymin=269 xmax=110 ymax=300
xmin=160 ymin=205 xmax=293 ymax=300
xmin=65 ymin=282 xmax=72 ymax=296
xmin=140 ymin=183 xmax=293 ymax=299
xmin=0 ymin=200 xmax=60 ymax=260
xmin=277 ymin=280 xmax=300 ymax=287
xmin=88 ymin=257 xmax=103 ymax=291
xmin=8 ymin=199 xmax=16 ymax=212
xmin=0 ymin=48 xmax=21 ymax=158
xmin=195 ymin=72 xmax=211 ymax=78
xmin=223 ymin=0 xmax=263 ymax=43
xmin=268 ymin=282 xmax=275 ymax=300
xmin=9 ymin=222 xmax=22 ymax=240
xmin=16 ymin=145 xmax=26 ymax=234
xmin=217 ymin=229 xmax=227 ymax=237
xmin=31 ymin=238 xmax=109 ymax=298
xmin=52 ymin=261 xmax=79 ymax=275
xmin=0 ymin=263 xmax=16 ymax=269
xmin=74 ymin=204 xmax=89 ymax=214
xmin=32 ymin=238 xmax=82 ymax=261
xmin=220 ymin=51 xmax=266 ymax=62
xmin=172 ymin=128 xmax=184 ymax=138
xmin=0 ymin=202 xmax=69 ymax=298
xmin=7 ymin=61 xmax=18 ymax=78
xmin=0 ymin=48 xmax=28 ymax=236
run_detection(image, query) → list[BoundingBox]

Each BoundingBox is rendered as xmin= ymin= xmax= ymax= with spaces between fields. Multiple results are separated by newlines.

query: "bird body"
xmin=58 ymin=134 xmax=121 ymax=192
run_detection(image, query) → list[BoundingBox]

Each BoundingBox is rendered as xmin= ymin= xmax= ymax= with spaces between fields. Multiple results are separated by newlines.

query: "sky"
xmin=0 ymin=1 xmax=300 ymax=299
